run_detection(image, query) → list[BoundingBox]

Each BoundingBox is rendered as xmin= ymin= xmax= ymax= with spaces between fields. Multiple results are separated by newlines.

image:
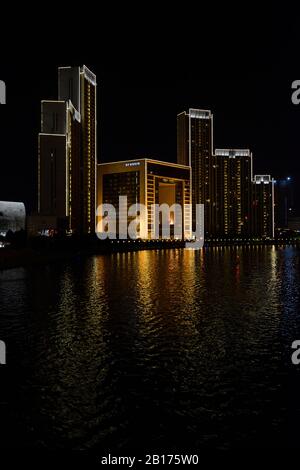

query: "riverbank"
xmin=1 ymin=237 xmax=300 ymax=270
xmin=0 ymin=239 xmax=185 ymax=270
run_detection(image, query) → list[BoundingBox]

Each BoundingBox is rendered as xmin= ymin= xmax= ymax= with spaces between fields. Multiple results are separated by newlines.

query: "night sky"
xmin=1 ymin=10 xmax=300 ymax=213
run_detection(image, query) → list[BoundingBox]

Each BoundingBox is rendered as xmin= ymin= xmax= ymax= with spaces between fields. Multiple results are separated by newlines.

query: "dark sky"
xmin=1 ymin=10 xmax=300 ymax=213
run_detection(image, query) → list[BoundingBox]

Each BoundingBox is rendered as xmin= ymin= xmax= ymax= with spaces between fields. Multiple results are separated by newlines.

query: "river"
xmin=0 ymin=246 xmax=300 ymax=449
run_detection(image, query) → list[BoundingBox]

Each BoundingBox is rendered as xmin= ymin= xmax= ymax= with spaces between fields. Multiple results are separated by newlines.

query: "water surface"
xmin=1 ymin=246 xmax=300 ymax=449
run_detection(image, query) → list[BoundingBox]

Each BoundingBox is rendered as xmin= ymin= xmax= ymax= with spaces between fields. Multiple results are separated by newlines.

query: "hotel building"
xmin=38 ymin=65 xmax=97 ymax=234
xmin=97 ymin=159 xmax=191 ymax=239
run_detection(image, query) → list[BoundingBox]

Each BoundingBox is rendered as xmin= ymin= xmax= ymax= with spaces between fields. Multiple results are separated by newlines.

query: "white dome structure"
xmin=0 ymin=201 xmax=26 ymax=235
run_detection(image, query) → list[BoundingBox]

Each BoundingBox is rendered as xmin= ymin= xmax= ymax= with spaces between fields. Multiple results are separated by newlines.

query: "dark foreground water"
xmin=1 ymin=246 xmax=300 ymax=450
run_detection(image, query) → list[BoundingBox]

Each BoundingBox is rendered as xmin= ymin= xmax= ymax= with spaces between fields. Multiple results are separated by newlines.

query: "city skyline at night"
xmin=2 ymin=10 xmax=300 ymax=455
xmin=35 ymin=67 xmax=276 ymax=239
xmin=1 ymin=62 xmax=300 ymax=219
xmin=0 ymin=64 xmax=297 ymax=240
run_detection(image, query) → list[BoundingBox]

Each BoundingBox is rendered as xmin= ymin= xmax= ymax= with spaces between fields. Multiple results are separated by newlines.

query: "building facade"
xmin=38 ymin=65 xmax=97 ymax=234
xmin=97 ymin=159 xmax=191 ymax=239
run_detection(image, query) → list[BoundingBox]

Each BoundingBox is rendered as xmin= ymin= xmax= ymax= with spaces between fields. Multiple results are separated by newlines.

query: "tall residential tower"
xmin=177 ymin=109 xmax=214 ymax=236
xmin=214 ymin=149 xmax=253 ymax=237
xmin=38 ymin=65 xmax=97 ymax=234
xmin=252 ymin=175 xmax=275 ymax=238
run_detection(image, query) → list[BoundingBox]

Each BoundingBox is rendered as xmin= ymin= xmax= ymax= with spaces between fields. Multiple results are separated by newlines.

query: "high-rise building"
xmin=38 ymin=65 xmax=97 ymax=234
xmin=177 ymin=109 xmax=214 ymax=236
xmin=274 ymin=177 xmax=294 ymax=229
xmin=97 ymin=159 xmax=191 ymax=239
xmin=214 ymin=149 xmax=253 ymax=237
xmin=252 ymin=175 xmax=275 ymax=238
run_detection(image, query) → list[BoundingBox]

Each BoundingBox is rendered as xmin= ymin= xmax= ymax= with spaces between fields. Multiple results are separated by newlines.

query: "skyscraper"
xmin=252 ymin=175 xmax=275 ymax=238
xmin=214 ymin=149 xmax=253 ymax=237
xmin=177 ymin=109 xmax=214 ymax=236
xmin=38 ymin=65 xmax=97 ymax=234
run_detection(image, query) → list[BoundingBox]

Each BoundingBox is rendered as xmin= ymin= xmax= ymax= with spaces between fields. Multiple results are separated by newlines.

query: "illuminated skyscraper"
xmin=252 ymin=175 xmax=275 ymax=238
xmin=38 ymin=65 xmax=97 ymax=234
xmin=214 ymin=149 xmax=253 ymax=237
xmin=177 ymin=109 xmax=214 ymax=235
